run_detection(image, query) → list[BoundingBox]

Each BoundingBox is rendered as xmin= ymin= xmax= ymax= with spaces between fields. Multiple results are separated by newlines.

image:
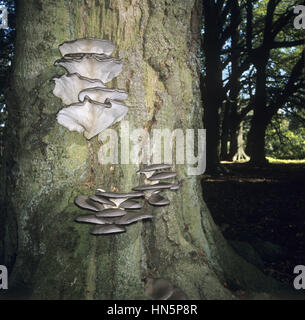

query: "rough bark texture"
xmin=1 ymin=0 xmax=284 ymax=300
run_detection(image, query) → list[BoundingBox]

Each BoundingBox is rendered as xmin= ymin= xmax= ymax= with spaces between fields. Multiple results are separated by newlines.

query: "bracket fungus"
xmin=53 ymin=38 xmax=128 ymax=140
xmin=58 ymin=38 xmax=116 ymax=56
xmin=57 ymin=97 xmax=128 ymax=140
xmin=73 ymin=165 xmax=181 ymax=235
xmin=78 ymin=87 xmax=128 ymax=103
xmin=52 ymin=73 xmax=106 ymax=105
xmin=134 ymin=164 xmax=180 ymax=207
xmin=54 ymin=54 xmax=123 ymax=83
xmin=74 ymin=187 xmax=149 ymax=236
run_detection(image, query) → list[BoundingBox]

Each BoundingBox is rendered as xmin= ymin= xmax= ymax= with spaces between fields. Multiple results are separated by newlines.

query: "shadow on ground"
xmin=202 ymin=162 xmax=305 ymax=288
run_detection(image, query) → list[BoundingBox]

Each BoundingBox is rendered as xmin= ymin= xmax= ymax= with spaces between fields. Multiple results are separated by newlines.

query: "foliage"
xmin=266 ymin=112 xmax=305 ymax=159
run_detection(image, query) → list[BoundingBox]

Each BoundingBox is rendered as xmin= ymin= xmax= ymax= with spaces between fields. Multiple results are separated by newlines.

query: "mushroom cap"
xmin=170 ymin=184 xmax=180 ymax=190
xmin=54 ymin=53 xmax=123 ymax=83
xmin=79 ymin=87 xmax=128 ymax=104
xmin=137 ymin=164 xmax=172 ymax=173
xmin=75 ymin=214 xmax=109 ymax=225
xmin=119 ymin=199 xmax=142 ymax=209
xmin=148 ymin=171 xmax=177 ymax=181
xmin=52 ymin=73 xmax=106 ymax=105
xmin=57 ymin=98 xmax=128 ymax=140
xmin=147 ymin=193 xmax=170 ymax=206
xmin=145 ymin=278 xmax=174 ymax=300
xmin=90 ymin=224 xmax=126 ymax=235
xmin=98 ymin=191 xmax=144 ymax=199
xmin=59 ymin=38 xmax=115 ymax=56
xmin=95 ymin=208 xmax=126 ymax=217
xmin=74 ymin=195 xmax=104 ymax=212
xmin=132 ymin=182 xmax=175 ymax=191
xmin=116 ymin=212 xmax=153 ymax=225
xmin=89 ymin=194 xmax=115 ymax=206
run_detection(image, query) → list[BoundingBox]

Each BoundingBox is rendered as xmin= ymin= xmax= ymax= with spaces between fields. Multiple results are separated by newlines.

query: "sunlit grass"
xmin=266 ymin=157 xmax=305 ymax=164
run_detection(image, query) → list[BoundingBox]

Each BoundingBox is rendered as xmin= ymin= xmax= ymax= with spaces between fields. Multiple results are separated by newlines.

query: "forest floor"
xmin=201 ymin=161 xmax=305 ymax=293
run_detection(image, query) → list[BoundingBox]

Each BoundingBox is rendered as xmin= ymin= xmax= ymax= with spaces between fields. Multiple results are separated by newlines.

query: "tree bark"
xmin=1 ymin=0 xmax=283 ymax=300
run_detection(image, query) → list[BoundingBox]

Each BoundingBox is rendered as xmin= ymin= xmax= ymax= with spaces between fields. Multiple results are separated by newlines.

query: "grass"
xmin=267 ymin=157 xmax=305 ymax=164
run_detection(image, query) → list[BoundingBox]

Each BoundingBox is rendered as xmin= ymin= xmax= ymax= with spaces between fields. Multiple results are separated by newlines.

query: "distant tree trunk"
xmin=246 ymin=61 xmax=269 ymax=165
xmin=232 ymin=122 xmax=249 ymax=162
xmin=220 ymin=0 xmax=241 ymax=163
xmin=220 ymin=101 xmax=230 ymax=161
xmin=202 ymin=1 xmax=223 ymax=173
xmin=1 ymin=0 xmax=282 ymax=300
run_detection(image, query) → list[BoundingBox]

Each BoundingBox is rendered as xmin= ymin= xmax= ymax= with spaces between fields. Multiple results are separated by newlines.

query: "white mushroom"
xmin=54 ymin=53 xmax=123 ymax=83
xmin=59 ymin=38 xmax=115 ymax=56
xmin=57 ymin=98 xmax=128 ymax=140
xmin=52 ymin=73 xmax=106 ymax=105
xmin=79 ymin=87 xmax=128 ymax=104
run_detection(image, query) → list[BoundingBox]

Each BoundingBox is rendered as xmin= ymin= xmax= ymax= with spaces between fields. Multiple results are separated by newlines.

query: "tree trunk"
xmin=202 ymin=2 xmax=223 ymax=173
xmin=220 ymin=101 xmax=230 ymax=161
xmin=246 ymin=62 xmax=269 ymax=165
xmin=232 ymin=122 xmax=249 ymax=162
xmin=1 ymin=0 xmax=282 ymax=300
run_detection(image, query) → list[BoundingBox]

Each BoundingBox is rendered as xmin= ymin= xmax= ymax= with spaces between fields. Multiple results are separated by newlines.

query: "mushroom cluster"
xmin=52 ymin=38 xmax=128 ymax=140
xmin=133 ymin=164 xmax=180 ymax=206
xmin=74 ymin=164 xmax=181 ymax=235
xmin=74 ymin=190 xmax=152 ymax=235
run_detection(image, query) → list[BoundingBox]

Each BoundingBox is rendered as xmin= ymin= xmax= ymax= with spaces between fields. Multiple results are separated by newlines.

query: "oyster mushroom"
xmin=75 ymin=214 xmax=109 ymax=225
xmin=145 ymin=277 xmax=174 ymax=300
xmin=57 ymin=97 xmax=128 ymax=139
xmin=148 ymin=171 xmax=177 ymax=181
xmin=137 ymin=164 xmax=172 ymax=173
xmin=74 ymin=195 xmax=104 ymax=212
xmin=52 ymin=73 xmax=106 ymax=105
xmin=97 ymin=191 xmax=144 ymax=207
xmin=147 ymin=193 xmax=170 ymax=206
xmin=78 ymin=87 xmax=128 ymax=104
xmin=132 ymin=182 xmax=175 ymax=191
xmin=59 ymin=38 xmax=115 ymax=56
xmin=91 ymin=224 xmax=126 ymax=235
xmin=116 ymin=212 xmax=153 ymax=225
xmin=119 ymin=199 xmax=142 ymax=209
xmin=54 ymin=53 xmax=123 ymax=83
xmin=89 ymin=194 xmax=115 ymax=206
xmin=95 ymin=208 xmax=126 ymax=218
